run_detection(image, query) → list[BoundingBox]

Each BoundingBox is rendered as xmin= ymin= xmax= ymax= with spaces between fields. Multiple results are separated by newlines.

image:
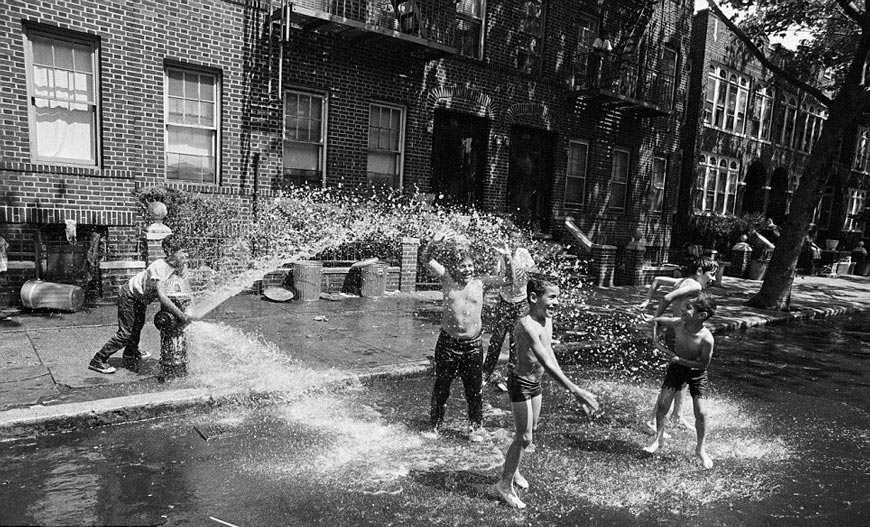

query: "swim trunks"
xmin=434 ymin=329 xmax=482 ymax=359
xmin=507 ymin=372 xmax=542 ymax=402
xmin=662 ymin=363 xmax=708 ymax=398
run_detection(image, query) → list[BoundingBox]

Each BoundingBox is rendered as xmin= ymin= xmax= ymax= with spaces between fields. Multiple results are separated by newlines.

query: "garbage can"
xmin=20 ymin=279 xmax=85 ymax=312
xmin=292 ymin=260 xmax=323 ymax=301
xmin=360 ymin=263 xmax=387 ymax=298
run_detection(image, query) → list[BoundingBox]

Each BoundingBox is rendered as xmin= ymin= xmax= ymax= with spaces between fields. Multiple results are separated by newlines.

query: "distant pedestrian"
xmin=0 ymin=235 xmax=8 ymax=320
xmin=482 ymin=230 xmax=537 ymax=392
xmin=88 ymin=235 xmax=198 ymax=374
xmin=644 ymin=292 xmax=717 ymax=469
xmin=423 ymin=230 xmax=511 ymax=442
xmin=493 ymin=275 xmax=599 ymax=509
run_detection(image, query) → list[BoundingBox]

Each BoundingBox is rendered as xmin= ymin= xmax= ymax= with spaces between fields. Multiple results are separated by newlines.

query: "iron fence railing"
xmin=571 ymin=51 xmax=675 ymax=111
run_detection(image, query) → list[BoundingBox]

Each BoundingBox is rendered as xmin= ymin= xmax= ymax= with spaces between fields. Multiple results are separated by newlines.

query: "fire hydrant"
xmin=153 ymin=273 xmax=193 ymax=380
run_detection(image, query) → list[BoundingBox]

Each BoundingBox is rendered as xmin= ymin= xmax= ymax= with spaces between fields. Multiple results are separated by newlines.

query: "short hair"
xmin=690 ymin=256 xmax=718 ymax=274
xmin=526 ymin=273 xmax=557 ymax=301
xmin=161 ymin=235 xmax=184 ymax=256
xmin=690 ymin=291 xmax=717 ymax=320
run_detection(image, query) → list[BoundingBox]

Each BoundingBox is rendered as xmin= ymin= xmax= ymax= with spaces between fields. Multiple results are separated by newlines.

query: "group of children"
xmin=424 ymin=229 xmax=720 ymax=509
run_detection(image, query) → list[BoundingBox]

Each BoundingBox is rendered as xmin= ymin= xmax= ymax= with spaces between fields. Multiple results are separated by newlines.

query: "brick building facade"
xmin=0 ymin=0 xmax=695 ymax=307
xmin=680 ymin=9 xmax=868 ymax=257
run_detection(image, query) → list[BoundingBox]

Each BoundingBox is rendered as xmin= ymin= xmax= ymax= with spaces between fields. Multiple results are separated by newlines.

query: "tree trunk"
xmin=747 ymin=85 xmax=867 ymax=309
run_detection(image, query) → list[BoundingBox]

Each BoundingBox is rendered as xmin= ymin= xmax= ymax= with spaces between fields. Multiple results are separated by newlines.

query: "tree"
xmin=706 ymin=0 xmax=870 ymax=309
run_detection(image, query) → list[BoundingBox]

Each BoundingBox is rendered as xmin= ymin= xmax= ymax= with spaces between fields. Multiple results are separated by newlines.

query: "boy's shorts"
xmin=507 ymin=372 xmax=542 ymax=402
xmin=662 ymin=363 xmax=708 ymax=398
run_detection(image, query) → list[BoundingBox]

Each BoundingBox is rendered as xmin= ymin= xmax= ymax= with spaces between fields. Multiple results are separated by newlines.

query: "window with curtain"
xmin=608 ymin=148 xmax=630 ymax=211
xmin=704 ymin=65 xmax=749 ymax=134
xmin=367 ymin=103 xmax=404 ymax=189
xmin=564 ymin=140 xmax=589 ymax=206
xmin=697 ymin=153 xmax=740 ymax=214
xmin=749 ymin=84 xmax=773 ymax=141
xmin=283 ymin=90 xmax=325 ymax=187
xmin=844 ymin=188 xmax=867 ymax=232
xmin=165 ymin=66 xmax=219 ymax=183
xmin=516 ymin=0 xmax=543 ymax=75
xmin=454 ymin=0 xmax=484 ymax=59
xmin=854 ymin=127 xmax=870 ymax=173
xmin=26 ymin=30 xmax=99 ymax=165
xmin=651 ymin=156 xmax=667 ymax=213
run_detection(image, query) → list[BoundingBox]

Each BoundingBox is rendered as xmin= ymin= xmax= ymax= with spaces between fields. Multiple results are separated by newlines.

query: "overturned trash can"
xmin=153 ymin=273 xmax=193 ymax=380
xmin=359 ymin=260 xmax=387 ymax=298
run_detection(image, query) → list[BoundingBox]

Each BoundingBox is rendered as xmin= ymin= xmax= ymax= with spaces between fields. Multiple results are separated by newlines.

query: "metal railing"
xmin=571 ymin=50 xmax=675 ymax=111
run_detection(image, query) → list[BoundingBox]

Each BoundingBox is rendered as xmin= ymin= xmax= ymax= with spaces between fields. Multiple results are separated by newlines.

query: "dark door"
xmin=742 ymin=161 xmax=766 ymax=215
xmin=430 ymin=110 xmax=489 ymax=209
xmin=508 ymin=126 xmax=555 ymax=232
xmin=767 ymin=167 xmax=790 ymax=225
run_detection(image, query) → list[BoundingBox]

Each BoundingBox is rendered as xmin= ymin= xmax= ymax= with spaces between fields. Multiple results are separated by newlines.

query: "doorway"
xmin=507 ymin=125 xmax=555 ymax=232
xmin=430 ymin=110 xmax=489 ymax=209
xmin=768 ymin=167 xmax=790 ymax=225
xmin=742 ymin=161 xmax=767 ymax=215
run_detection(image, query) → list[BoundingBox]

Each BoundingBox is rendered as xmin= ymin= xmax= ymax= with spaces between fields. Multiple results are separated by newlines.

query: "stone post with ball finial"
xmin=146 ymin=201 xmax=173 ymax=265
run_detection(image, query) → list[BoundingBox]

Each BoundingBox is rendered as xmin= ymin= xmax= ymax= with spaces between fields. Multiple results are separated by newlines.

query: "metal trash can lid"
xmin=351 ymin=257 xmax=379 ymax=268
xmin=263 ymin=287 xmax=295 ymax=302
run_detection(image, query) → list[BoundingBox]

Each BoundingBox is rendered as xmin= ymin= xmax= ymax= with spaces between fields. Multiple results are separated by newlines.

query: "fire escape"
xmin=275 ymin=0 xmax=457 ymax=59
xmin=568 ymin=0 xmax=673 ymax=117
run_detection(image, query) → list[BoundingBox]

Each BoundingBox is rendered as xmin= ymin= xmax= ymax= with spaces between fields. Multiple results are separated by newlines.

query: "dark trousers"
xmin=430 ymin=330 xmax=483 ymax=428
xmin=95 ymin=285 xmax=148 ymax=361
xmin=482 ymin=297 xmax=526 ymax=377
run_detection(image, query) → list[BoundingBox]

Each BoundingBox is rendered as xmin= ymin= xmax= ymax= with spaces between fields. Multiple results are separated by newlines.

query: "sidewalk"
xmin=1 ymin=273 xmax=869 ymax=438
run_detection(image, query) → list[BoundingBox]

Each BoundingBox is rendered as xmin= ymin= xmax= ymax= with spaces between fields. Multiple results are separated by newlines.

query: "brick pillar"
xmin=620 ymin=245 xmax=646 ymax=286
xmin=729 ymin=241 xmax=752 ymax=278
xmin=591 ymin=244 xmax=616 ymax=288
xmin=400 ymin=237 xmax=419 ymax=292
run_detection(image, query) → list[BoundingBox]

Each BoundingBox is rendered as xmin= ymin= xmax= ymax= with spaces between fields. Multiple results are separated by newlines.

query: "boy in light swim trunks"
xmin=493 ymin=275 xmax=600 ymax=509
xmin=643 ymin=292 xmax=717 ymax=469
xmin=424 ymin=230 xmax=511 ymax=442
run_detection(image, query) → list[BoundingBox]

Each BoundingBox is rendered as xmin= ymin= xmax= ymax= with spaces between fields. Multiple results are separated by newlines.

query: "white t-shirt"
xmin=0 ymin=236 xmax=7 ymax=273
xmin=497 ymin=248 xmax=536 ymax=303
xmin=127 ymin=258 xmax=176 ymax=303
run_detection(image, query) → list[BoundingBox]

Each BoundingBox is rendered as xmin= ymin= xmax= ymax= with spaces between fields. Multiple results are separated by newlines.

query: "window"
xmin=651 ymin=156 xmax=667 ymax=213
xmin=367 ymin=103 xmax=404 ymax=188
xmin=696 ymin=153 xmax=739 ymax=214
xmin=798 ymin=104 xmax=825 ymax=153
xmin=844 ymin=188 xmax=867 ymax=232
xmin=749 ymin=84 xmax=773 ymax=141
xmin=516 ymin=0 xmax=543 ymax=75
xmin=814 ymin=186 xmax=833 ymax=230
xmin=283 ymin=91 xmax=325 ymax=187
xmin=573 ymin=16 xmax=599 ymax=87
xmin=779 ymin=94 xmax=798 ymax=148
xmin=704 ymin=66 xmax=749 ymax=134
xmin=25 ymin=29 xmax=99 ymax=165
xmin=564 ymin=140 xmax=589 ymax=206
xmin=165 ymin=66 xmax=219 ymax=183
xmin=609 ymin=148 xmax=630 ymax=211
xmin=659 ymin=47 xmax=678 ymax=110
xmin=455 ymin=0 xmax=484 ymax=59
xmin=853 ymin=127 xmax=870 ymax=173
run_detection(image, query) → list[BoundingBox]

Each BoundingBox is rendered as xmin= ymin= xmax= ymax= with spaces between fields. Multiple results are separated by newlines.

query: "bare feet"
xmin=696 ymin=448 xmax=713 ymax=469
xmin=513 ymin=472 xmax=529 ymax=490
xmin=494 ymin=481 xmax=526 ymax=509
xmin=643 ymin=437 xmax=664 ymax=454
xmin=672 ymin=416 xmax=694 ymax=430
xmin=645 ymin=420 xmax=671 ymax=439
xmin=638 ymin=300 xmax=650 ymax=309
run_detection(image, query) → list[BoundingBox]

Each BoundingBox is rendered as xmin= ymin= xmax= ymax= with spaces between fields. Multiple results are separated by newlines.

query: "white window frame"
xmin=814 ymin=186 xmax=833 ymax=230
xmin=516 ymin=0 xmax=543 ymax=75
xmin=164 ymin=65 xmax=220 ymax=184
xmin=24 ymin=28 xmax=100 ymax=166
xmin=853 ymin=127 xmax=870 ymax=173
xmin=798 ymin=104 xmax=825 ymax=153
xmin=651 ymin=155 xmax=667 ymax=213
xmin=704 ymin=65 xmax=750 ymax=135
xmin=749 ymin=84 xmax=773 ymax=141
xmin=608 ymin=147 xmax=630 ymax=212
xmin=844 ymin=188 xmax=867 ymax=232
xmin=779 ymin=94 xmax=799 ymax=148
xmin=455 ymin=0 xmax=486 ymax=60
xmin=697 ymin=153 xmax=740 ymax=214
xmin=367 ymin=102 xmax=405 ymax=189
xmin=283 ymin=90 xmax=326 ymax=187
xmin=564 ymin=140 xmax=589 ymax=207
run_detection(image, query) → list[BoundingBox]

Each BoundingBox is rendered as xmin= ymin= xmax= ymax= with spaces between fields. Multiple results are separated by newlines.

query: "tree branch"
xmin=706 ymin=0 xmax=832 ymax=106
xmin=836 ymin=0 xmax=865 ymax=25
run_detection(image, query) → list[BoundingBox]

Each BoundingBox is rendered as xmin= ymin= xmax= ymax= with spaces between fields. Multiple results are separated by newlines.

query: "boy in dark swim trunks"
xmin=493 ymin=275 xmax=599 ymax=509
xmin=423 ymin=230 xmax=511 ymax=442
xmin=643 ymin=292 xmax=717 ymax=469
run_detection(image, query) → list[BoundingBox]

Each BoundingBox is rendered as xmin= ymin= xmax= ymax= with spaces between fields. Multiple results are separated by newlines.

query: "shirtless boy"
xmin=643 ymin=292 xmax=717 ymax=469
xmin=494 ymin=275 xmax=599 ymax=509
xmin=425 ymin=230 xmax=511 ymax=442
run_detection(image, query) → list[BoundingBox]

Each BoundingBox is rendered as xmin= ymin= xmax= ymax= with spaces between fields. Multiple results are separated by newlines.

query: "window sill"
xmin=0 ymin=161 xmax=132 ymax=178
